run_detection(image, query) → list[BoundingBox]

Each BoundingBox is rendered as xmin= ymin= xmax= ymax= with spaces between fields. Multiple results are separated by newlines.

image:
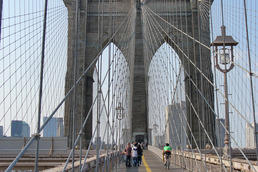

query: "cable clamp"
xmin=32 ymin=133 xmax=41 ymax=139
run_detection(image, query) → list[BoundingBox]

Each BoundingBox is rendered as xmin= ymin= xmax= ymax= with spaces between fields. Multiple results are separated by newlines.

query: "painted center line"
xmin=142 ymin=155 xmax=152 ymax=172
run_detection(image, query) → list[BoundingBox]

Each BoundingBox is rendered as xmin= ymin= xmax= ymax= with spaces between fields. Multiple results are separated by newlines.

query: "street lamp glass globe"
xmin=116 ymin=102 xmax=124 ymax=120
xmin=219 ymin=48 xmax=230 ymax=65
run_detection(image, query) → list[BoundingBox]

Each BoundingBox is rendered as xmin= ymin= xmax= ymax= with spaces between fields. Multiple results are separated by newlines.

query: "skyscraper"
xmin=215 ymin=118 xmax=225 ymax=147
xmin=11 ymin=120 xmax=30 ymax=137
xmin=165 ymin=102 xmax=186 ymax=150
xmin=246 ymin=122 xmax=258 ymax=148
xmin=43 ymin=117 xmax=64 ymax=137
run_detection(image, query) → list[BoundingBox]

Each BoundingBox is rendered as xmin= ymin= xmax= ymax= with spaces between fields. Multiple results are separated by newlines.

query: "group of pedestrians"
xmin=123 ymin=142 xmax=143 ymax=167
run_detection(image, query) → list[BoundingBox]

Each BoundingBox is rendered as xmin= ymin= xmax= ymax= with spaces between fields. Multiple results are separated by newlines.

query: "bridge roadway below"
xmin=114 ymin=150 xmax=184 ymax=172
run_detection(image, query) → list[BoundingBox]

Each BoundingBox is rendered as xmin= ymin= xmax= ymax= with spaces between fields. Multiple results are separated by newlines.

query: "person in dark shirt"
xmin=124 ymin=143 xmax=132 ymax=167
xmin=137 ymin=142 xmax=143 ymax=166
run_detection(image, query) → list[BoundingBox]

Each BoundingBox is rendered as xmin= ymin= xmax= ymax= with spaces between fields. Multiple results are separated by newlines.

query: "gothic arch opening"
xmin=92 ymin=43 xmax=131 ymax=146
xmin=147 ymin=42 xmax=186 ymax=148
xmin=147 ymin=38 xmax=216 ymax=149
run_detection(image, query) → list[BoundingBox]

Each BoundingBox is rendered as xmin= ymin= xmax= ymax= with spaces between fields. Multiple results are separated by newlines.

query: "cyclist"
xmin=162 ymin=143 xmax=172 ymax=167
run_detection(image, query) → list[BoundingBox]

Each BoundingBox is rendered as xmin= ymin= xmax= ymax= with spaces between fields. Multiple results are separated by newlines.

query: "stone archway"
xmin=64 ymin=0 xmax=216 ymax=149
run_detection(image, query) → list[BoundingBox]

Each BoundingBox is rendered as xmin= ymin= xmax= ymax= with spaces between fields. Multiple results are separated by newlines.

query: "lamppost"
xmin=211 ymin=25 xmax=238 ymax=158
xmin=153 ymin=123 xmax=159 ymax=134
xmin=116 ymin=102 xmax=124 ymax=151
xmin=153 ymin=123 xmax=159 ymax=147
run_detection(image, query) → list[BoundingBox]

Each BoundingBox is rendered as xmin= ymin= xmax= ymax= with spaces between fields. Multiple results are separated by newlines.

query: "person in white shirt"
xmin=131 ymin=142 xmax=138 ymax=167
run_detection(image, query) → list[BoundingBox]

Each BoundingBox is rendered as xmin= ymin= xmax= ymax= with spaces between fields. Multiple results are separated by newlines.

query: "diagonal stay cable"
xmin=145 ymin=4 xmax=256 ymax=163
xmin=143 ymin=6 xmax=198 ymax=163
xmin=63 ymin=44 xmax=128 ymax=171
xmin=145 ymin=6 xmax=211 ymax=50
xmin=144 ymin=7 xmax=228 ymax=169
xmin=5 ymin=8 xmax=133 ymax=172
xmin=80 ymin=58 xmax=126 ymax=171
xmin=65 ymin=11 xmax=134 ymax=170
xmin=143 ymin=13 xmax=212 ymax=170
xmin=63 ymin=11 xmax=134 ymax=171
xmin=144 ymin=6 xmax=254 ymax=131
xmin=145 ymin=8 xmax=257 ymax=170
xmin=62 ymin=96 xmax=97 ymax=171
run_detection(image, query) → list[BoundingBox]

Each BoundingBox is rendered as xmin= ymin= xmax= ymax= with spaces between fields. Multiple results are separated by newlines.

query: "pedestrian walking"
xmin=132 ymin=142 xmax=138 ymax=167
xmin=124 ymin=143 xmax=132 ymax=167
xmin=137 ymin=142 xmax=143 ymax=166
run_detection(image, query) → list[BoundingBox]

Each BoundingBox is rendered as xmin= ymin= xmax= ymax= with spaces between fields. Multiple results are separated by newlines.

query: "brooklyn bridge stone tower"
xmin=63 ymin=0 xmax=216 ymax=148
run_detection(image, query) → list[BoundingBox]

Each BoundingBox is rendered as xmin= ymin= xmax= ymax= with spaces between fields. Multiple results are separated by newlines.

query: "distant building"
xmin=0 ymin=126 xmax=3 ymax=137
xmin=11 ymin=120 xmax=30 ymax=137
xmin=43 ymin=117 xmax=64 ymax=137
xmin=246 ymin=122 xmax=258 ymax=148
xmin=215 ymin=118 xmax=225 ymax=147
xmin=165 ymin=102 xmax=186 ymax=150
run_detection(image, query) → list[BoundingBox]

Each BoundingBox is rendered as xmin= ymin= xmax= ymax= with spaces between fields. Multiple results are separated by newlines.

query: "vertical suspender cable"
xmin=96 ymin=0 xmax=102 ymax=170
xmin=0 ymin=0 xmax=3 ymax=43
xmin=72 ymin=0 xmax=80 ymax=171
xmin=96 ymin=67 xmax=101 ymax=172
xmin=111 ymin=0 xmax=115 ymax=156
xmin=197 ymin=0 xmax=206 ymax=149
xmin=243 ymin=0 xmax=258 ymax=161
xmin=191 ymin=0 xmax=201 ymax=149
xmin=111 ymin=36 xmax=115 ymax=157
xmin=183 ymin=0 xmax=192 ymax=153
xmin=180 ymin=0 xmax=193 ymax=167
xmin=184 ymin=0 xmax=197 ymax=169
xmin=80 ymin=0 xmax=88 ymax=169
xmin=34 ymin=0 xmax=48 ymax=171
xmin=220 ymin=1 xmax=233 ymax=171
xmin=106 ymin=0 xmax=111 ymax=160
xmin=209 ymin=0 xmax=223 ymax=170
xmin=107 ymin=44 xmax=111 ymax=154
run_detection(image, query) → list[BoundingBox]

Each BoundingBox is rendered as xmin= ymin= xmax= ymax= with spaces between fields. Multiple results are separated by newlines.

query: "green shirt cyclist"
xmin=163 ymin=143 xmax=172 ymax=152
xmin=162 ymin=143 xmax=172 ymax=162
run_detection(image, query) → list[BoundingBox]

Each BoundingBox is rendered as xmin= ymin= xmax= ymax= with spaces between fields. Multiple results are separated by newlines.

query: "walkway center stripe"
xmin=142 ymin=155 xmax=152 ymax=172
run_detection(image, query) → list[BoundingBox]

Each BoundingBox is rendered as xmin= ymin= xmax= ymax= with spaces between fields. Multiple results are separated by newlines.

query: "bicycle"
xmin=164 ymin=154 xmax=171 ymax=170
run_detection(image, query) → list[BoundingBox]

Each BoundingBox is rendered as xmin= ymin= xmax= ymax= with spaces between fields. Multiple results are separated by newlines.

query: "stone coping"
xmin=42 ymin=151 xmax=118 ymax=172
